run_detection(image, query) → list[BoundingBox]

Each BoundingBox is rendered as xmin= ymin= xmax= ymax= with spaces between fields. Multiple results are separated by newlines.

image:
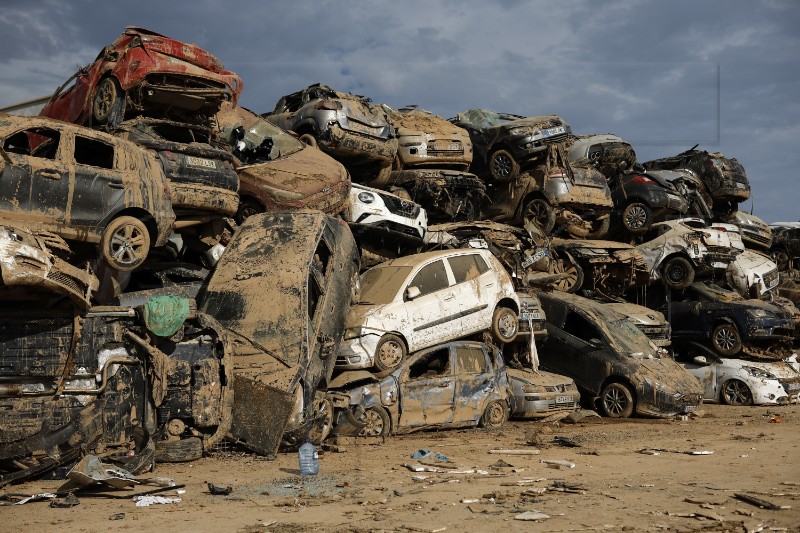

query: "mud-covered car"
xmin=674 ymin=342 xmax=800 ymax=405
xmin=374 ymin=168 xmax=485 ymax=223
xmin=345 ymin=184 xmax=427 ymax=254
xmin=40 ymin=26 xmax=242 ymax=127
xmin=567 ymin=133 xmax=637 ymax=180
xmin=383 ymin=105 xmax=472 ymax=171
xmin=198 ymin=210 xmax=359 ymax=454
xmin=507 ymin=368 xmax=579 ymax=419
xmin=516 ymin=290 xmax=549 ymax=341
xmin=720 ymin=211 xmax=772 ymax=251
xmin=608 ymin=302 xmax=671 ymax=347
xmin=215 ymin=104 xmax=351 ymax=221
xmin=608 ymin=170 xmax=689 ymax=235
xmin=338 ymin=249 xmax=520 ymax=372
xmin=0 ymin=113 xmax=175 ymax=271
xmin=537 ymin=291 xmax=702 ymax=418
xmin=450 ymin=109 xmax=571 ymax=181
xmin=637 ymin=218 xmax=743 ymax=289
xmin=726 ymin=249 xmax=780 ymax=299
xmin=266 ymin=83 xmax=397 ymax=181
xmin=328 ymin=341 xmax=511 ymax=437
xmin=551 ymin=238 xmax=649 ymax=298
xmin=669 ymin=281 xmax=795 ymax=357
xmin=643 ymin=148 xmax=750 ymax=214
xmin=770 ymin=222 xmax=800 ymax=272
xmin=482 ymin=161 xmax=613 ymax=238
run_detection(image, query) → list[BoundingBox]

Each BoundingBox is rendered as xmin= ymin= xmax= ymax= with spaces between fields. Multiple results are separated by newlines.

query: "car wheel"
xmin=492 ymin=306 xmax=518 ymax=344
xmin=373 ymin=334 xmax=407 ymax=372
xmin=552 ymin=257 xmax=584 ymax=293
xmin=299 ymin=134 xmax=318 ymax=147
xmin=308 ymin=396 xmax=334 ymax=445
xmin=489 ymin=149 xmax=520 ymax=182
xmin=479 ymin=400 xmax=508 ymax=428
xmin=236 ymin=198 xmax=264 ymax=224
xmin=600 ymin=382 xmax=635 ymax=418
xmin=711 ymin=323 xmax=742 ymax=356
xmin=101 ymin=216 xmax=151 ymax=272
xmin=154 ymin=437 xmax=203 ymax=463
xmin=662 ymin=256 xmax=695 ymax=289
xmin=585 ymin=216 xmax=611 ymax=239
xmin=358 ymin=406 xmax=391 ymax=437
xmin=523 ymin=199 xmax=556 ymax=234
xmin=93 ymin=77 xmax=124 ymax=125
xmin=721 ymin=379 xmax=753 ymax=406
xmin=622 ymin=202 xmax=653 ymax=234
xmin=454 ymin=195 xmax=478 ymax=222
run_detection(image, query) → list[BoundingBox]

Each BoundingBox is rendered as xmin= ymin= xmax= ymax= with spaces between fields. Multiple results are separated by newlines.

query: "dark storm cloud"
xmin=0 ymin=0 xmax=797 ymax=221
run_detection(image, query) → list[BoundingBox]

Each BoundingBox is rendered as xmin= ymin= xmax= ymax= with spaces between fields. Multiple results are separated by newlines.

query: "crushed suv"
xmin=383 ymin=105 xmax=472 ymax=171
xmin=266 ymin=83 xmax=397 ymax=182
xmin=567 ymin=133 xmax=637 ymax=180
xmin=40 ymin=26 xmax=242 ymax=127
xmin=450 ymin=109 xmax=571 ymax=181
xmin=0 ymin=114 xmax=175 ymax=271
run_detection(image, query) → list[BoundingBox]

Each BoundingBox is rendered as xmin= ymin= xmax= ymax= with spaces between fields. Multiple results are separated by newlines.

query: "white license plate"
xmin=432 ymin=142 xmax=461 ymax=151
xmin=521 ymin=312 xmax=541 ymax=321
xmin=521 ymin=248 xmax=548 ymax=268
xmin=186 ymin=156 xmax=216 ymax=169
xmin=542 ymin=126 xmax=566 ymax=137
xmin=555 ymin=395 xmax=573 ymax=404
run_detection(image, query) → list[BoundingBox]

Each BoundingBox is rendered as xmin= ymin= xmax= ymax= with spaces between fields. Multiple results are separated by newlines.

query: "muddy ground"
xmin=4 ymin=403 xmax=799 ymax=532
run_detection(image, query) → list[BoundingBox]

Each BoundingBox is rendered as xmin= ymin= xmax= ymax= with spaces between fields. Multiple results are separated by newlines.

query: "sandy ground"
xmin=3 ymin=403 xmax=799 ymax=533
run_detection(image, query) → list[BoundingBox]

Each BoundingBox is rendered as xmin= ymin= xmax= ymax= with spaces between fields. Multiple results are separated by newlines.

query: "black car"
xmin=609 ymin=169 xmax=689 ymax=234
xmin=770 ymin=223 xmax=800 ymax=272
xmin=667 ymin=281 xmax=795 ymax=357
xmin=643 ymin=148 xmax=750 ymax=214
xmin=449 ymin=109 xmax=571 ymax=182
xmin=537 ymin=291 xmax=702 ymax=418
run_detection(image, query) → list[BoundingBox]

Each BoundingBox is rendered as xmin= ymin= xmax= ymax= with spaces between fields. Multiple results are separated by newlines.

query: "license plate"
xmin=432 ymin=142 xmax=461 ymax=151
xmin=521 ymin=248 xmax=548 ymax=268
xmin=542 ymin=126 xmax=566 ymax=137
xmin=186 ymin=156 xmax=216 ymax=169
xmin=555 ymin=395 xmax=573 ymax=404
xmin=521 ymin=311 xmax=541 ymax=321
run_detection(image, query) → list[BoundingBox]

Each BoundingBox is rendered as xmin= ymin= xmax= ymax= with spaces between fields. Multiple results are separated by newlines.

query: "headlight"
xmin=344 ymin=326 xmax=364 ymax=340
xmin=742 ymin=366 xmax=777 ymax=380
xmin=747 ymin=309 xmax=772 ymax=318
xmin=357 ymin=191 xmax=375 ymax=204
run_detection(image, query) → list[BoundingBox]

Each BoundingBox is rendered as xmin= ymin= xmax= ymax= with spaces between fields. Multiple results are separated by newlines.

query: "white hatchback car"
xmin=338 ymin=249 xmax=520 ymax=372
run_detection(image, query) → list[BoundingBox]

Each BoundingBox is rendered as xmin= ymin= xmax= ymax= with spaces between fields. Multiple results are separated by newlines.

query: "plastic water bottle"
xmin=298 ymin=441 xmax=319 ymax=476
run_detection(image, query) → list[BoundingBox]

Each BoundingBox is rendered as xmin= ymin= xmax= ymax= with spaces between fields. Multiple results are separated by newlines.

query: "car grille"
xmin=47 ymin=271 xmax=84 ymax=298
xmin=382 ymin=195 xmax=420 ymax=218
xmin=427 ymin=140 xmax=464 ymax=156
xmin=636 ymin=324 xmax=671 ymax=342
xmin=742 ymin=229 xmax=772 ymax=247
xmin=547 ymin=400 xmax=578 ymax=410
xmin=370 ymin=220 xmax=421 ymax=239
xmin=763 ymin=268 xmax=779 ymax=289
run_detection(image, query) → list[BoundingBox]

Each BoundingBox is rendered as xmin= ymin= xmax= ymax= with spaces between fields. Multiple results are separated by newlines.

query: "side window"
xmin=408 ymin=260 xmax=449 ymax=297
xmin=308 ymin=273 xmax=322 ymax=321
xmin=563 ymin=311 xmax=602 ymax=343
xmin=313 ymin=239 xmax=333 ymax=277
xmin=448 ymin=254 xmax=488 ymax=283
xmin=454 ymin=345 xmax=489 ymax=374
xmin=540 ymin=300 xmax=566 ymax=327
xmin=74 ymin=136 xmax=114 ymax=169
xmin=408 ymin=348 xmax=451 ymax=380
xmin=4 ymin=128 xmax=61 ymax=159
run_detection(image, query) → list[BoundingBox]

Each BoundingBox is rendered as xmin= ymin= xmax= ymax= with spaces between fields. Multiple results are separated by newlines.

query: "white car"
xmin=337 ymin=249 xmax=520 ymax=372
xmin=726 ymin=249 xmax=779 ymax=298
xmin=346 ymin=183 xmax=427 ymax=240
xmin=675 ymin=348 xmax=798 ymax=405
xmin=607 ymin=302 xmax=671 ymax=347
xmin=637 ymin=218 xmax=743 ymax=289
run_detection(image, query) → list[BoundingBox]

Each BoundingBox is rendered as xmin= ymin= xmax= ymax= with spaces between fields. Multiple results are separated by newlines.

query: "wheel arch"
xmin=496 ymin=297 xmax=519 ymax=315
xmin=105 ymin=207 xmax=157 ymax=243
xmin=598 ymin=375 xmax=638 ymax=405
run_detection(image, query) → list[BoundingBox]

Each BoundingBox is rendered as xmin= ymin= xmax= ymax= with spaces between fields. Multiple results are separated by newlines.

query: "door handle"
xmin=107 ymin=180 xmax=124 ymax=189
xmin=39 ymin=170 xmax=61 ymax=180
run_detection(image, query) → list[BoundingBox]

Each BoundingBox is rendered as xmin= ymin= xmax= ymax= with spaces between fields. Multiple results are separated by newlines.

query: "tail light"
xmin=315 ymin=100 xmax=343 ymax=111
xmin=630 ymin=175 xmax=654 ymax=184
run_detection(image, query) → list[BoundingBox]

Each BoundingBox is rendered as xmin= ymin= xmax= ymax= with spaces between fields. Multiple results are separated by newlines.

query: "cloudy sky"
xmin=1 ymin=0 xmax=797 ymax=221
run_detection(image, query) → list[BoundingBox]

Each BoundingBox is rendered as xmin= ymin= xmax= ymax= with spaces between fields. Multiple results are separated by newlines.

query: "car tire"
xmin=720 ymin=379 xmax=753 ymax=406
xmin=662 ymin=256 xmax=695 ymax=290
xmin=308 ymin=396 xmax=334 ymax=445
xmin=492 ymin=306 xmax=518 ymax=344
xmin=154 ymin=437 xmax=203 ymax=463
xmin=454 ymin=195 xmax=478 ymax=222
xmin=373 ymin=334 xmax=407 ymax=372
xmin=523 ymin=198 xmax=556 ymax=234
xmin=489 ymin=149 xmax=519 ymax=182
xmin=552 ymin=257 xmax=584 ymax=293
xmin=236 ymin=198 xmax=265 ymax=225
xmin=711 ymin=323 xmax=742 ymax=356
xmin=585 ymin=216 xmax=611 ymax=239
xmin=358 ymin=406 xmax=391 ymax=437
xmin=299 ymin=134 xmax=318 ymax=147
xmin=622 ymin=202 xmax=653 ymax=234
xmin=93 ymin=77 xmax=124 ymax=125
xmin=479 ymin=400 xmax=508 ymax=428
xmin=600 ymin=382 xmax=635 ymax=418
xmin=101 ymin=216 xmax=151 ymax=272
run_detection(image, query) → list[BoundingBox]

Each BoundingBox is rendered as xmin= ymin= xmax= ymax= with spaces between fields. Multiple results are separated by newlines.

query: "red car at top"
xmin=40 ymin=26 xmax=243 ymax=127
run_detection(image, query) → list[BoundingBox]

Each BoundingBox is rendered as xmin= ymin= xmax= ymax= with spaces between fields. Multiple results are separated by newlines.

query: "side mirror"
xmin=693 ymin=356 xmax=708 ymax=365
xmin=405 ymin=286 xmax=421 ymax=300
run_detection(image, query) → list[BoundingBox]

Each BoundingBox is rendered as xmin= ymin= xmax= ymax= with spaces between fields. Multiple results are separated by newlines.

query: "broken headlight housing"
xmin=742 ymin=366 xmax=777 ymax=380
xmin=357 ymin=191 xmax=375 ymax=204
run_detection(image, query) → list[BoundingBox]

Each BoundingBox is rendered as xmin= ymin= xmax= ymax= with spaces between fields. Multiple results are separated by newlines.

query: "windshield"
xmin=356 ymin=266 xmax=412 ymax=305
xmin=606 ymin=317 xmax=659 ymax=358
xmin=232 ymin=117 xmax=304 ymax=163
xmin=459 ymin=109 xmax=521 ymax=129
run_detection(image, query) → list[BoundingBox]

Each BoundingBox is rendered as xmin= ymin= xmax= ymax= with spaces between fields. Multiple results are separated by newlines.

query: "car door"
xmin=446 ymin=253 xmax=494 ymax=337
xmin=553 ymin=310 xmax=609 ymax=392
xmin=452 ymin=343 xmax=495 ymax=425
xmin=0 ymin=125 xmax=70 ymax=224
xmin=67 ymin=133 xmax=125 ymax=230
xmin=403 ymin=259 xmax=457 ymax=350
xmin=398 ymin=347 xmax=455 ymax=429
xmin=676 ymin=354 xmax=718 ymax=401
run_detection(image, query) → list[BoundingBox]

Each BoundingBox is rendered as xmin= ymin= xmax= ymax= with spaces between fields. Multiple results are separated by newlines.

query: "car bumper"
xmin=636 ymin=387 xmax=702 ymax=418
xmin=323 ymin=125 xmax=397 ymax=163
xmin=336 ymin=335 xmax=379 ymax=370
xmin=169 ymin=182 xmax=239 ymax=215
xmin=511 ymin=393 xmax=578 ymax=419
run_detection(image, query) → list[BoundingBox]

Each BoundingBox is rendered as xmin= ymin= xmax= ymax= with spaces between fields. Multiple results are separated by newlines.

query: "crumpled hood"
xmin=238 ymin=144 xmax=348 ymax=195
xmin=494 ymin=115 xmax=564 ymax=134
xmin=635 ymin=356 xmax=703 ymax=396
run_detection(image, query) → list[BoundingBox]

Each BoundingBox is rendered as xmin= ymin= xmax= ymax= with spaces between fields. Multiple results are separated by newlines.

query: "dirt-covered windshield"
xmin=605 ymin=316 xmax=660 ymax=359
xmin=356 ymin=266 xmax=413 ymax=306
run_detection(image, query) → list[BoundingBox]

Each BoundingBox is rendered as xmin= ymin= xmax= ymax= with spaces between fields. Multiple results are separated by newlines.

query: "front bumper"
xmin=511 ymin=392 xmax=578 ymax=419
xmin=636 ymin=384 xmax=702 ymax=418
xmin=336 ymin=335 xmax=379 ymax=370
xmin=322 ymin=124 xmax=398 ymax=163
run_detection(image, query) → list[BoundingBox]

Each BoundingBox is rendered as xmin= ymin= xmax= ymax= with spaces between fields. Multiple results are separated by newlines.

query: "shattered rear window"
xmin=357 ymin=266 xmax=412 ymax=305
xmin=240 ymin=117 xmax=304 ymax=162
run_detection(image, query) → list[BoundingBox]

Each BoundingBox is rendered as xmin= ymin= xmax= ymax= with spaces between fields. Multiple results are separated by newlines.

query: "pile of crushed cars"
xmin=2 ymin=26 xmax=799 ymax=484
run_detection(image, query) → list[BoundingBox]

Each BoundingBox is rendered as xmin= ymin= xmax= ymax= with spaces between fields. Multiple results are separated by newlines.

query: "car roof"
xmin=376 ymin=248 xmax=490 ymax=268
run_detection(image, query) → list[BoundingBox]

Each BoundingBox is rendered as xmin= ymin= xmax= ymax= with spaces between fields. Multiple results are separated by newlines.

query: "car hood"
xmin=721 ymin=358 xmax=799 ymax=380
xmin=635 ymin=356 xmax=703 ymax=395
xmin=237 ymin=144 xmax=348 ymax=195
xmin=507 ymin=368 xmax=574 ymax=388
xmin=607 ymin=303 xmax=667 ymax=327
xmin=345 ymin=303 xmax=388 ymax=330
xmin=394 ymin=111 xmax=469 ymax=139
xmin=491 ymin=115 xmax=564 ymax=133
